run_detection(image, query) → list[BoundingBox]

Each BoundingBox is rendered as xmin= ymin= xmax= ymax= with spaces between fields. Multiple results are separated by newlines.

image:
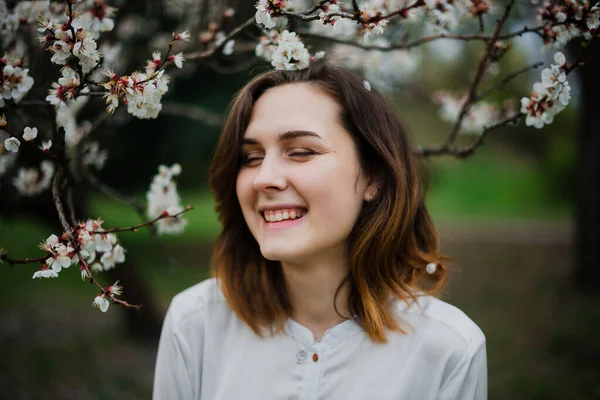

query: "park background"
xmin=1 ymin=1 xmax=600 ymax=399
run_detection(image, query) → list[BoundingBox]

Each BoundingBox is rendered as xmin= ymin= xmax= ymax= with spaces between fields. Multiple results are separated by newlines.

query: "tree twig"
xmin=414 ymin=112 xmax=521 ymax=158
xmin=0 ymin=253 xmax=51 ymax=266
xmin=296 ymin=22 xmax=547 ymax=51
xmin=161 ymin=102 xmax=222 ymax=126
xmin=90 ymin=205 xmax=193 ymax=234
xmin=186 ymin=17 xmax=256 ymax=61
xmin=476 ymin=61 xmax=544 ymax=101
xmin=52 ymin=169 xmax=142 ymax=310
xmin=443 ymin=0 xmax=517 ymax=148
xmin=564 ymin=29 xmax=600 ymax=75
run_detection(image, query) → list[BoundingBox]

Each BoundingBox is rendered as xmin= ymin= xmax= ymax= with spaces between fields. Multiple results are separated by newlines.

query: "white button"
xmin=296 ymin=350 xmax=307 ymax=364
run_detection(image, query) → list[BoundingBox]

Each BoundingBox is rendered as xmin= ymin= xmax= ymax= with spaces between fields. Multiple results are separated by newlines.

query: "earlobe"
xmin=364 ymin=188 xmax=377 ymax=202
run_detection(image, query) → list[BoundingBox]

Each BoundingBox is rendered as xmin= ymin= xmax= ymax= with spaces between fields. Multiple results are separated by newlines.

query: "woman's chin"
xmin=259 ymin=246 xmax=308 ymax=263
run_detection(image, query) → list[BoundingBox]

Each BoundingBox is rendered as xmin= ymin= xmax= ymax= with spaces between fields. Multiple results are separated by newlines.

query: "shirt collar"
xmin=284 ymin=317 xmax=362 ymax=345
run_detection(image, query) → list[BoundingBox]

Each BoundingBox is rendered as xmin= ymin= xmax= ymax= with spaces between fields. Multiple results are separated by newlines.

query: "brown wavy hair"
xmin=208 ymin=62 xmax=447 ymax=343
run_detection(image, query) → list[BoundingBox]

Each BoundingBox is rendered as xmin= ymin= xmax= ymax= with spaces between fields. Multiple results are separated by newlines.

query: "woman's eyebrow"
xmin=242 ymin=130 xmax=323 ymax=145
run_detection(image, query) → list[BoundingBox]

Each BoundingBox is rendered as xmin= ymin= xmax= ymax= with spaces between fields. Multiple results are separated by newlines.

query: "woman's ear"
xmin=363 ymin=167 xmax=383 ymax=202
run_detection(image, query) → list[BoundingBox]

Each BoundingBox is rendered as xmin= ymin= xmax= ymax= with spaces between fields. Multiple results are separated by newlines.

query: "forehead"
xmin=244 ymin=83 xmax=343 ymax=140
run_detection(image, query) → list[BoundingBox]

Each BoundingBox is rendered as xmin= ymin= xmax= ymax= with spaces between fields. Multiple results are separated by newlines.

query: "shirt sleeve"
xmin=438 ymin=338 xmax=488 ymax=400
xmin=153 ymin=301 xmax=195 ymax=400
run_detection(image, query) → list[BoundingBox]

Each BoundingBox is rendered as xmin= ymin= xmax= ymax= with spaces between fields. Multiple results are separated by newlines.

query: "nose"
xmin=252 ymin=154 xmax=287 ymax=192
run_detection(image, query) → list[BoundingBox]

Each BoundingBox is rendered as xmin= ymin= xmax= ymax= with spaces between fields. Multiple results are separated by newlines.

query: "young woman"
xmin=153 ymin=62 xmax=487 ymax=400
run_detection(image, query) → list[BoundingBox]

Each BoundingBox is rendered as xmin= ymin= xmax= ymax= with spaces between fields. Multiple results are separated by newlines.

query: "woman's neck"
xmin=281 ymin=257 xmax=351 ymax=341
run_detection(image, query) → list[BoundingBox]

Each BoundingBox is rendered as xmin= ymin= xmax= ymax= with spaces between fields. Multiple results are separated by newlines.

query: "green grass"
xmin=426 ymin=150 xmax=571 ymax=220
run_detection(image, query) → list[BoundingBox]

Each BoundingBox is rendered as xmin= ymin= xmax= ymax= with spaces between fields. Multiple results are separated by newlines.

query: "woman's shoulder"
xmin=393 ymin=294 xmax=486 ymax=352
xmin=167 ymin=277 xmax=226 ymax=326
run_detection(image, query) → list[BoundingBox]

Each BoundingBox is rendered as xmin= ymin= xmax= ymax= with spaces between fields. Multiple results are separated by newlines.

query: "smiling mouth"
xmin=261 ymin=208 xmax=307 ymax=223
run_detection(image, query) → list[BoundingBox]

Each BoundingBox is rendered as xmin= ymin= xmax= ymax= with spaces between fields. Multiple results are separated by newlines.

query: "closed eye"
xmin=289 ymin=150 xmax=317 ymax=157
xmin=241 ymin=156 xmax=263 ymax=165
xmin=240 ymin=150 xmax=317 ymax=166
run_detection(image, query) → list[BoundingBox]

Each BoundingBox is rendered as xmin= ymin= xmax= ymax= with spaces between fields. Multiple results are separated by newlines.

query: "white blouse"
xmin=153 ymin=278 xmax=487 ymax=400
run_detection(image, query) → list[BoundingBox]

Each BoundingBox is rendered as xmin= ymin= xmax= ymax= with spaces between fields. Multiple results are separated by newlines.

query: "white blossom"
xmin=363 ymin=19 xmax=389 ymax=41
xmin=4 ymin=137 xmax=20 ymax=152
xmin=14 ymin=1 xmax=62 ymax=25
xmin=54 ymin=96 xmax=90 ymax=146
xmin=99 ymin=244 xmax=126 ymax=270
xmin=269 ymin=30 xmax=311 ymax=71
xmin=311 ymin=3 xmax=359 ymax=39
xmin=74 ymin=219 xmax=127 ymax=272
xmin=91 ymin=262 xmax=104 ymax=273
xmin=50 ymin=39 xmax=73 ymax=65
xmin=538 ymin=1 xmax=600 ymax=49
xmin=46 ymin=67 xmax=81 ymax=108
xmin=1 ymin=60 xmax=35 ymax=106
xmin=421 ymin=1 xmax=464 ymax=33
xmin=215 ymin=32 xmax=235 ymax=56
xmin=255 ymin=31 xmax=278 ymax=61
xmin=108 ymin=280 xmax=123 ymax=296
xmin=40 ymin=234 xmax=60 ymax=252
xmin=107 ymin=70 xmax=170 ymax=119
xmin=171 ymin=52 xmax=185 ymax=68
xmin=328 ymin=38 xmax=421 ymax=91
xmin=0 ymin=146 xmax=18 ymax=178
xmin=81 ymin=141 xmax=108 ymax=170
xmin=40 ymin=140 xmax=52 ymax=152
xmin=46 ymin=245 xmax=76 ymax=273
xmin=173 ymin=30 xmax=191 ymax=42
xmin=32 ymin=266 xmax=59 ymax=279
xmin=76 ymin=226 xmax=96 ymax=256
xmin=80 ymin=265 xmax=91 ymax=281
xmin=1 ymin=14 xmax=19 ymax=45
xmin=13 ymin=160 xmax=55 ymax=196
xmin=157 ymin=205 xmax=188 ymax=234
xmin=147 ymin=164 xmax=188 ymax=235
xmin=76 ymin=1 xmax=117 ymax=39
xmin=255 ymin=0 xmax=281 ymax=29
xmin=22 ymin=127 xmax=38 ymax=141
xmin=72 ymin=35 xmax=101 ymax=74
xmin=93 ymin=294 xmax=110 ymax=312
xmin=541 ymin=66 xmax=566 ymax=90
xmin=521 ymin=52 xmax=572 ymax=129
xmin=360 ymin=4 xmax=389 ymax=42
xmin=433 ymin=90 xmax=500 ymax=134
xmin=426 ymin=262 xmax=438 ymax=274
xmin=94 ymin=232 xmax=118 ymax=254
xmin=38 ymin=17 xmax=54 ymax=33
xmin=222 ymin=40 xmax=235 ymax=55
xmin=44 ymin=18 xmax=101 ymax=73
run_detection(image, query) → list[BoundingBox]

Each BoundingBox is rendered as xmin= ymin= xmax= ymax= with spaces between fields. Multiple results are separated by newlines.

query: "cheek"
xmin=293 ymin=164 xmax=363 ymax=216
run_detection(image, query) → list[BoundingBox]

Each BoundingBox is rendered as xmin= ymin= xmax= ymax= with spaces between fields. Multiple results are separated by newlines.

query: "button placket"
xmin=302 ymin=342 xmax=324 ymax=400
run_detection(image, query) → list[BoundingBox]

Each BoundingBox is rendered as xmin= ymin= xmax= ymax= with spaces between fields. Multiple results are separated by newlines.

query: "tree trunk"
xmin=573 ymin=38 xmax=600 ymax=290
xmin=106 ymin=264 xmax=163 ymax=340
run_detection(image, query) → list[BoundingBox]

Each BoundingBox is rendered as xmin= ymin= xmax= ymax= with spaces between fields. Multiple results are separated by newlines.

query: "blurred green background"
xmin=1 ymin=1 xmax=599 ymax=399
xmin=3 ymin=92 xmax=596 ymax=399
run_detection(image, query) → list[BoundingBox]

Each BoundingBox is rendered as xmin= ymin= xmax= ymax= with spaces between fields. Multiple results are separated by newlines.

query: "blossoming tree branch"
xmin=0 ymin=0 xmax=598 ymax=312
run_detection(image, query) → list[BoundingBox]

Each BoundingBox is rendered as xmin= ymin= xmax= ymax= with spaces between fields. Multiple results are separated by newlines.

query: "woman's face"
xmin=236 ymin=83 xmax=373 ymax=264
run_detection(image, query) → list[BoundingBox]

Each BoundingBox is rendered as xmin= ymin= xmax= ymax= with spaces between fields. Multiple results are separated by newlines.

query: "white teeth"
xmin=263 ymin=208 xmax=306 ymax=222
